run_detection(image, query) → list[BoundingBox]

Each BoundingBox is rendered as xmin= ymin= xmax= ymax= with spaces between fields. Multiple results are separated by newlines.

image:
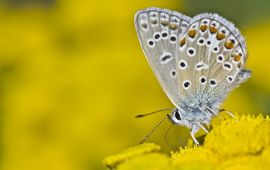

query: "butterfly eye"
xmin=175 ymin=111 xmax=181 ymax=120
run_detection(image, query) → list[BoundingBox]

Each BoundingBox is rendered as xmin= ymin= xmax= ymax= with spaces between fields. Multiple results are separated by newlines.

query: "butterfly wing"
xmin=134 ymin=7 xmax=191 ymax=107
xmin=175 ymin=13 xmax=251 ymax=107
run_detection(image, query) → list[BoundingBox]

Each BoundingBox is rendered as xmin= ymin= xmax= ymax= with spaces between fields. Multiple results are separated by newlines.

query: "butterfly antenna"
xmin=164 ymin=124 xmax=178 ymax=149
xmin=139 ymin=115 xmax=169 ymax=144
xmin=135 ymin=108 xmax=173 ymax=118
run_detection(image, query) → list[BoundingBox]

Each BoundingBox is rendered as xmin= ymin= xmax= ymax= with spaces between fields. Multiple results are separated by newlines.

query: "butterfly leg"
xmin=197 ymin=122 xmax=209 ymax=133
xmin=219 ymin=109 xmax=236 ymax=119
xmin=206 ymin=106 xmax=222 ymax=119
xmin=190 ymin=125 xmax=200 ymax=145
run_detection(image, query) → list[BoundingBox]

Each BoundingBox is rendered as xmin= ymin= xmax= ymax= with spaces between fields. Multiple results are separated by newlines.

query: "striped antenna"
xmin=135 ymin=108 xmax=173 ymax=118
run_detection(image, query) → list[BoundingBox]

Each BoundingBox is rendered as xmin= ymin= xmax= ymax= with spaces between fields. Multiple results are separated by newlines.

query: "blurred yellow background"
xmin=0 ymin=0 xmax=269 ymax=170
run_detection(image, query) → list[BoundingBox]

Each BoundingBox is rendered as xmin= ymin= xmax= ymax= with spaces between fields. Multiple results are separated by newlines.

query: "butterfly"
xmin=134 ymin=7 xmax=251 ymax=145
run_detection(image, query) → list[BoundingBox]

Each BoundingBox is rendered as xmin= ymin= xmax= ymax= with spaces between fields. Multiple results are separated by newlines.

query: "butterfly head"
xmin=169 ymin=107 xmax=213 ymax=129
xmin=169 ymin=108 xmax=191 ymax=127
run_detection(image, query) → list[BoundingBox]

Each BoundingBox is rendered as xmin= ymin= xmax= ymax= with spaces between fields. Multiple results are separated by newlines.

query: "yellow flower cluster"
xmin=104 ymin=114 xmax=270 ymax=170
xmin=103 ymin=143 xmax=161 ymax=169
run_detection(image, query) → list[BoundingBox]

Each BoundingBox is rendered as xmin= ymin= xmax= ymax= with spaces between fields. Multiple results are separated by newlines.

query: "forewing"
xmin=175 ymin=13 xmax=251 ymax=106
xmin=135 ymin=8 xmax=191 ymax=107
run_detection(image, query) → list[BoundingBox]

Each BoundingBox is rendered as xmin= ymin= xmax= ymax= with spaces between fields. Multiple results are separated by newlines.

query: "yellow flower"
xmin=103 ymin=143 xmax=161 ymax=169
xmin=172 ymin=146 xmax=218 ymax=170
xmin=104 ymin=115 xmax=270 ymax=170
xmin=204 ymin=114 xmax=270 ymax=157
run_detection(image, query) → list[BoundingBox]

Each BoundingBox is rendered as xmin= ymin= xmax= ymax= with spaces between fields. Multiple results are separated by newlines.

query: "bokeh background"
xmin=0 ymin=0 xmax=269 ymax=170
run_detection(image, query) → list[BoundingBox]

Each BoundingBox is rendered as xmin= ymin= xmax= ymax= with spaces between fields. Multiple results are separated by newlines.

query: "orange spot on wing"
xmin=225 ymin=40 xmax=235 ymax=49
xmin=234 ymin=54 xmax=241 ymax=62
xmin=210 ymin=26 xmax=217 ymax=34
xmin=141 ymin=23 xmax=147 ymax=29
xmin=151 ymin=20 xmax=157 ymax=25
xmin=200 ymin=25 xmax=207 ymax=32
xmin=188 ymin=29 xmax=197 ymax=38
xmin=169 ymin=24 xmax=177 ymax=30
xmin=179 ymin=38 xmax=186 ymax=47
xmin=216 ymin=32 xmax=226 ymax=40
xmin=160 ymin=20 xmax=169 ymax=26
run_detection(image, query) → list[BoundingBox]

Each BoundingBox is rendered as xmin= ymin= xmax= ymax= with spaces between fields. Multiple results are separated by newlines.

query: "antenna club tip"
xmin=135 ymin=115 xmax=143 ymax=118
xmin=139 ymin=140 xmax=145 ymax=144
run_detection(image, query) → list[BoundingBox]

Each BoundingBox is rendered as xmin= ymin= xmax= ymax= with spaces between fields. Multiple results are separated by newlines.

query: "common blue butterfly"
xmin=134 ymin=7 xmax=251 ymax=145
